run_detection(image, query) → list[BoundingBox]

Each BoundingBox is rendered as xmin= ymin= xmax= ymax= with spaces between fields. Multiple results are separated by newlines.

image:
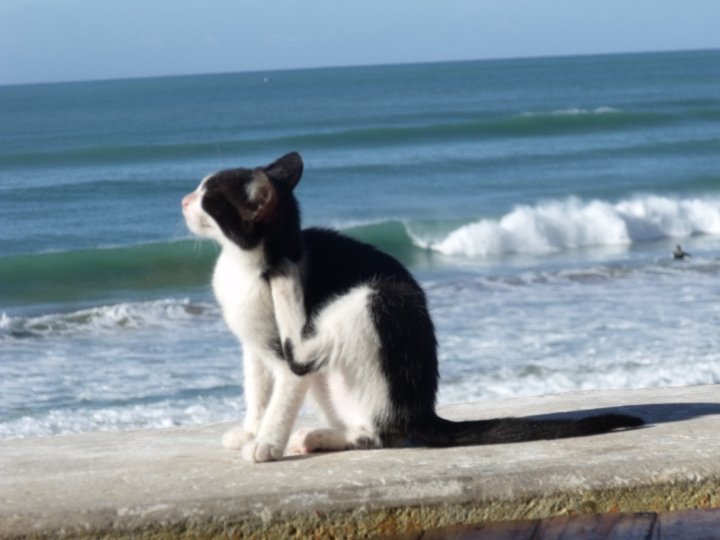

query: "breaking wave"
xmin=422 ymin=195 xmax=720 ymax=258
xmin=0 ymin=299 xmax=217 ymax=340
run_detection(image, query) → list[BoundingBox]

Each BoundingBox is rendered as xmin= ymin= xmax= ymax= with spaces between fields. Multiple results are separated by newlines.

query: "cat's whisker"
xmin=173 ymin=219 xmax=190 ymax=239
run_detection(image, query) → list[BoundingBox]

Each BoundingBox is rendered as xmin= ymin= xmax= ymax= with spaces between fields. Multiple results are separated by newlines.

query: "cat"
xmin=182 ymin=151 xmax=644 ymax=463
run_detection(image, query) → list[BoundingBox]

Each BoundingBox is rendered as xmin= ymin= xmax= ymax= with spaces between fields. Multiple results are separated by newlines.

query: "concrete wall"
xmin=2 ymin=385 xmax=719 ymax=538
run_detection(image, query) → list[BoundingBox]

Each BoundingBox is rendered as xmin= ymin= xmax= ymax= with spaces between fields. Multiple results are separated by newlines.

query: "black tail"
xmin=414 ymin=413 xmax=644 ymax=447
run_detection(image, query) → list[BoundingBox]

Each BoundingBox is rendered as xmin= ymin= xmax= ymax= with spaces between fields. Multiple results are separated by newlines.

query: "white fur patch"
xmin=308 ymin=286 xmax=391 ymax=433
xmin=181 ymin=180 xmax=224 ymax=242
xmin=212 ymin=244 xmax=274 ymax=348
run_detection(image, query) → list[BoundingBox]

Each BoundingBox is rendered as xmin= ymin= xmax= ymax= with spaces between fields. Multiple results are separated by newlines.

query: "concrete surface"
xmin=1 ymin=385 xmax=719 ymax=539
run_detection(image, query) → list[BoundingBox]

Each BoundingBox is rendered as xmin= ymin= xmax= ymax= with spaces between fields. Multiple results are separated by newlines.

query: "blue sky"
xmin=1 ymin=0 xmax=719 ymax=85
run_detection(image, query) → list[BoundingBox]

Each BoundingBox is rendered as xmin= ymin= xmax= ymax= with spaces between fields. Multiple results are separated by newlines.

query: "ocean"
xmin=1 ymin=50 xmax=719 ymax=439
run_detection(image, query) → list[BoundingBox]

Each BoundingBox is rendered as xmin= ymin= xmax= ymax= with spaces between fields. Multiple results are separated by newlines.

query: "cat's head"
xmin=182 ymin=152 xmax=304 ymax=261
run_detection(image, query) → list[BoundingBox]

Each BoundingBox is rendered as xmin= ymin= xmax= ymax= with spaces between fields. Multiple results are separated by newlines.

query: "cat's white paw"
xmin=288 ymin=428 xmax=348 ymax=453
xmin=242 ymin=439 xmax=285 ymax=463
xmin=221 ymin=426 xmax=254 ymax=450
xmin=288 ymin=427 xmax=314 ymax=454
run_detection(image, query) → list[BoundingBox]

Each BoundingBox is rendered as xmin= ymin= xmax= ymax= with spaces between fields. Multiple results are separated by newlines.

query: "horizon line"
xmin=2 ymin=46 xmax=718 ymax=89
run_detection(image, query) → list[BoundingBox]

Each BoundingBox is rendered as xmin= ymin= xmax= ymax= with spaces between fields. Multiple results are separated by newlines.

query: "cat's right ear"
xmin=263 ymin=152 xmax=304 ymax=190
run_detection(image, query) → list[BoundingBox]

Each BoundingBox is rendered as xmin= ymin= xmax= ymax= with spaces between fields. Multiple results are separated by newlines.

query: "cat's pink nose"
xmin=181 ymin=193 xmax=195 ymax=209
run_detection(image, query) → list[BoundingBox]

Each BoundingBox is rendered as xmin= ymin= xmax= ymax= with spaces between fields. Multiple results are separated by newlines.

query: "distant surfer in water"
xmin=673 ymin=244 xmax=691 ymax=260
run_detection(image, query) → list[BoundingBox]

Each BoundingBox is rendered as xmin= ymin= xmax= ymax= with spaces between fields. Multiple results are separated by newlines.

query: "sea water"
xmin=1 ymin=50 xmax=719 ymax=439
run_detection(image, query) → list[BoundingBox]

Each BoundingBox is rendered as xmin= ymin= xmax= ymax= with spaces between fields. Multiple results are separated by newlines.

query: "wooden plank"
xmin=534 ymin=512 xmax=656 ymax=540
xmin=416 ymin=509 xmax=720 ymax=540
xmin=421 ymin=518 xmax=539 ymax=540
xmin=654 ymin=508 xmax=720 ymax=540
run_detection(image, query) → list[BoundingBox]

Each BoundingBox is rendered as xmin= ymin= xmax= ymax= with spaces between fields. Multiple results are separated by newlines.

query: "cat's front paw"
xmin=221 ymin=426 xmax=254 ymax=450
xmin=242 ymin=439 xmax=286 ymax=463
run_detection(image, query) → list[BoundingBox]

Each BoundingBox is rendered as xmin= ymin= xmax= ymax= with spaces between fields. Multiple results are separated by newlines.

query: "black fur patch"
xmin=370 ymin=280 xmax=439 ymax=434
xmin=267 ymin=336 xmax=284 ymax=360
xmin=282 ymin=338 xmax=317 ymax=376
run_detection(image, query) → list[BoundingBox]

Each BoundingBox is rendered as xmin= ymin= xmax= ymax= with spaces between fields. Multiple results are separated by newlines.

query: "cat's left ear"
xmin=263 ymin=152 xmax=304 ymax=190
xmin=248 ymin=172 xmax=278 ymax=222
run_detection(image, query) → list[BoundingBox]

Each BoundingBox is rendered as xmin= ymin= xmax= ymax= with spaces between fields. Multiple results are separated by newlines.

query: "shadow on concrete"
xmin=528 ymin=402 xmax=720 ymax=425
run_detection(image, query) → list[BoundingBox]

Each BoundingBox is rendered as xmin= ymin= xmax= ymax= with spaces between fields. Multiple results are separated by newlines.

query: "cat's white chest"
xmin=212 ymin=246 xmax=276 ymax=348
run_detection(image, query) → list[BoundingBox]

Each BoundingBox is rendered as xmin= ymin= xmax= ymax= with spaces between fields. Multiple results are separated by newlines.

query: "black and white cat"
xmin=182 ymin=152 xmax=643 ymax=463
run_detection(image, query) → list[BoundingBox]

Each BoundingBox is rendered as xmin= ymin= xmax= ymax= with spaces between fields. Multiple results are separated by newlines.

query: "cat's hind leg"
xmin=308 ymin=373 xmax=345 ymax=429
xmin=288 ymin=427 xmax=381 ymax=454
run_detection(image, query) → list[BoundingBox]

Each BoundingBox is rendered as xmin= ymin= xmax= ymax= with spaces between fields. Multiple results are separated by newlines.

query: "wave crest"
xmin=0 ymin=299 xmax=216 ymax=340
xmin=427 ymin=196 xmax=720 ymax=257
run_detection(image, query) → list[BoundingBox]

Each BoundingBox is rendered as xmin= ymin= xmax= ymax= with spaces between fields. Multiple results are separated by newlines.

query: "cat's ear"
xmin=248 ymin=172 xmax=278 ymax=222
xmin=263 ymin=152 xmax=303 ymax=190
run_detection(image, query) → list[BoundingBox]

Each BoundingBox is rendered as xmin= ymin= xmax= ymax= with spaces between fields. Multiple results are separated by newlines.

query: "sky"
xmin=1 ymin=0 xmax=719 ymax=85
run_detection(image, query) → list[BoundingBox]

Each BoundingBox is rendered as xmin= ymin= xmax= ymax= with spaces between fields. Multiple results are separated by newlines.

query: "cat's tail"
xmin=414 ymin=413 xmax=644 ymax=447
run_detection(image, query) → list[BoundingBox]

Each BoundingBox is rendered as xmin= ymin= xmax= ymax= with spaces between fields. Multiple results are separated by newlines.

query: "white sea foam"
xmin=0 ymin=396 xmax=246 ymax=440
xmin=0 ymin=297 xmax=242 ymax=440
xmin=429 ymin=262 xmax=720 ymax=405
xmin=426 ymin=196 xmax=720 ymax=258
xmin=521 ymin=107 xmax=621 ymax=117
xmin=437 ymin=358 xmax=720 ymax=404
xmin=1 ymin=299 xmax=217 ymax=340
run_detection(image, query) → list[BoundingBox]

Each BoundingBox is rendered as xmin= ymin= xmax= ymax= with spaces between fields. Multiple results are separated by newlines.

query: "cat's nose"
xmin=181 ymin=193 xmax=195 ymax=209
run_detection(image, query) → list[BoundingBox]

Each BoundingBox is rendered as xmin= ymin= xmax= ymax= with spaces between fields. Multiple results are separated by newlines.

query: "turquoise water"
xmin=1 ymin=50 xmax=720 ymax=438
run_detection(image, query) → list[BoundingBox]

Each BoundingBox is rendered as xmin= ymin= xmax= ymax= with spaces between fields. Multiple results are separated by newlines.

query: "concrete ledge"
xmin=2 ymin=385 xmax=719 ymax=538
